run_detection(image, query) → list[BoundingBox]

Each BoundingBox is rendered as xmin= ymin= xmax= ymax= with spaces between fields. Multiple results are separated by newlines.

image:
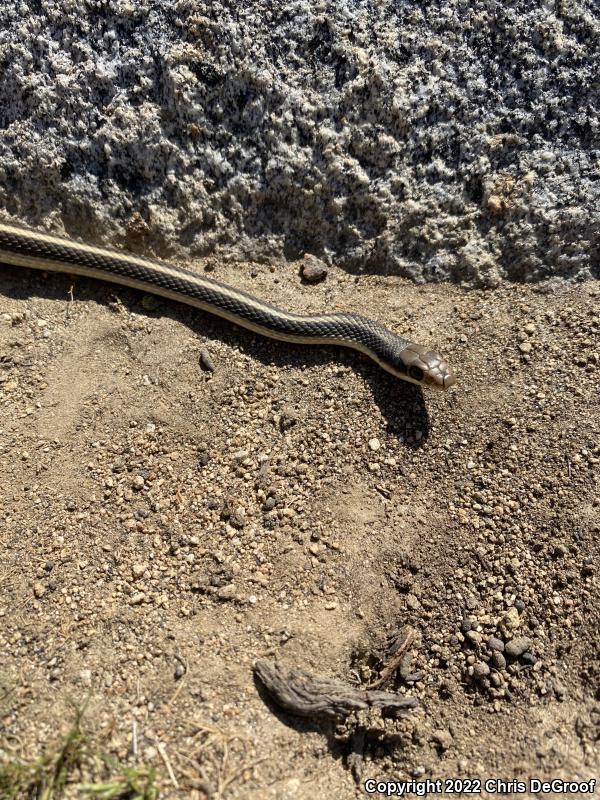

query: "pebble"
xmin=473 ymin=661 xmax=490 ymax=679
xmin=505 ymin=637 xmax=532 ymax=659
xmin=501 ymin=607 xmax=521 ymax=632
xmin=130 ymin=592 xmax=145 ymax=605
xmin=33 ymin=582 xmax=46 ymax=598
xmin=368 ymin=438 xmax=381 ymax=452
xmin=491 ymin=652 xmax=507 ymax=670
xmin=132 ymin=563 xmax=146 ymax=578
xmin=406 ymin=594 xmax=421 ymax=610
xmin=199 ymin=348 xmax=215 ymax=372
xmin=431 ymin=729 xmax=453 ymax=751
xmin=300 ymin=254 xmax=328 ymax=283
xmin=174 ymin=661 xmax=185 ymax=680
xmin=487 ymin=636 xmax=504 ymax=652
xmin=216 ymin=584 xmax=236 ymax=601
xmin=519 ymin=342 xmax=532 ymax=354
xmin=466 ymin=630 xmax=482 ymax=645
xmin=79 ymin=669 xmax=92 ymax=687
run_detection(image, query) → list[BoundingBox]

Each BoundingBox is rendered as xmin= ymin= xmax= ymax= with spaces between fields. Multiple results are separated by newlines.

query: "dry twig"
xmin=369 ymin=625 xmax=417 ymax=689
xmin=254 ymin=659 xmax=417 ymax=721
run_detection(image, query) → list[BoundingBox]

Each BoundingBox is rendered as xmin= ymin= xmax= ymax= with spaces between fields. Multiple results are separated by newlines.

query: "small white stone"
xmin=132 ymin=563 xmax=146 ymax=579
xmin=501 ymin=606 xmax=521 ymax=631
xmin=79 ymin=669 xmax=92 ymax=687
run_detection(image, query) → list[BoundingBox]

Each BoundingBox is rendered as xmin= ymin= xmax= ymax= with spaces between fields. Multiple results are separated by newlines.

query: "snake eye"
xmin=409 ymin=365 xmax=424 ymax=381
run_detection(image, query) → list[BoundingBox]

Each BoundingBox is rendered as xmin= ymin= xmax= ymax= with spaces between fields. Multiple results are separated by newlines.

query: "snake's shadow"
xmin=0 ymin=265 xmax=430 ymax=443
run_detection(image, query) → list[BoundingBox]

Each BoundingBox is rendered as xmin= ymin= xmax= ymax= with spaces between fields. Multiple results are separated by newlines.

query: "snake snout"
xmin=401 ymin=344 xmax=456 ymax=390
xmin=442 ymin=368 xmax=457 ymax=390
xmin=423 ymin=352 xmax=456 ymax=390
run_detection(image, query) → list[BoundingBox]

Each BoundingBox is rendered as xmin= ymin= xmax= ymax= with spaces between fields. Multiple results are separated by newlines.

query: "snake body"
xmin=0 ymin=221 xmax=455 ymax=389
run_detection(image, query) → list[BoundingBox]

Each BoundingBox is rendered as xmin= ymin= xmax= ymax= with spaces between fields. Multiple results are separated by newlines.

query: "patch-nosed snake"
xmin=0 ymin=221 xmax=455 ymax=390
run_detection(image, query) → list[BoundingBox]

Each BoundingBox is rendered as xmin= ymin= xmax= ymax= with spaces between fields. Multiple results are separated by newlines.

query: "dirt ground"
xmin=0 ymin=250 xmax=598 ymax=799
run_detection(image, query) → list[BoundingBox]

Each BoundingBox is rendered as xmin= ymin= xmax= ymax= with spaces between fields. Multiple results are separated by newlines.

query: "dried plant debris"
xmin=369 ymin=625 xmax=420 ymax=689
xmin=253 ymin=659 xmax=417 ymax=721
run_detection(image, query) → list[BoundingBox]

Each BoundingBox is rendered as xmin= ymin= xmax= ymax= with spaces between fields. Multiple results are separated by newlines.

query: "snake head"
xmin=398 ymin=343 xmax=456 ymax=390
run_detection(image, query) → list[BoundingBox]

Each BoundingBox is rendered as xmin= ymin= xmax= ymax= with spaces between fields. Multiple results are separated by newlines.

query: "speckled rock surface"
xmin=0 ymin=0 xmax=598 ymax=284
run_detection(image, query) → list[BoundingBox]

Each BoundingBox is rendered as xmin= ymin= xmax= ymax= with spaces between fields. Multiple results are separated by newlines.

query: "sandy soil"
xmin=0 ymin=254 xmax=598 ymax=798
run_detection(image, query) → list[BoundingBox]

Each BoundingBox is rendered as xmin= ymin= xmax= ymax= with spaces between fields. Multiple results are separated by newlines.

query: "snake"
xmin=0 ymin=220 xmax=455 ymax=390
